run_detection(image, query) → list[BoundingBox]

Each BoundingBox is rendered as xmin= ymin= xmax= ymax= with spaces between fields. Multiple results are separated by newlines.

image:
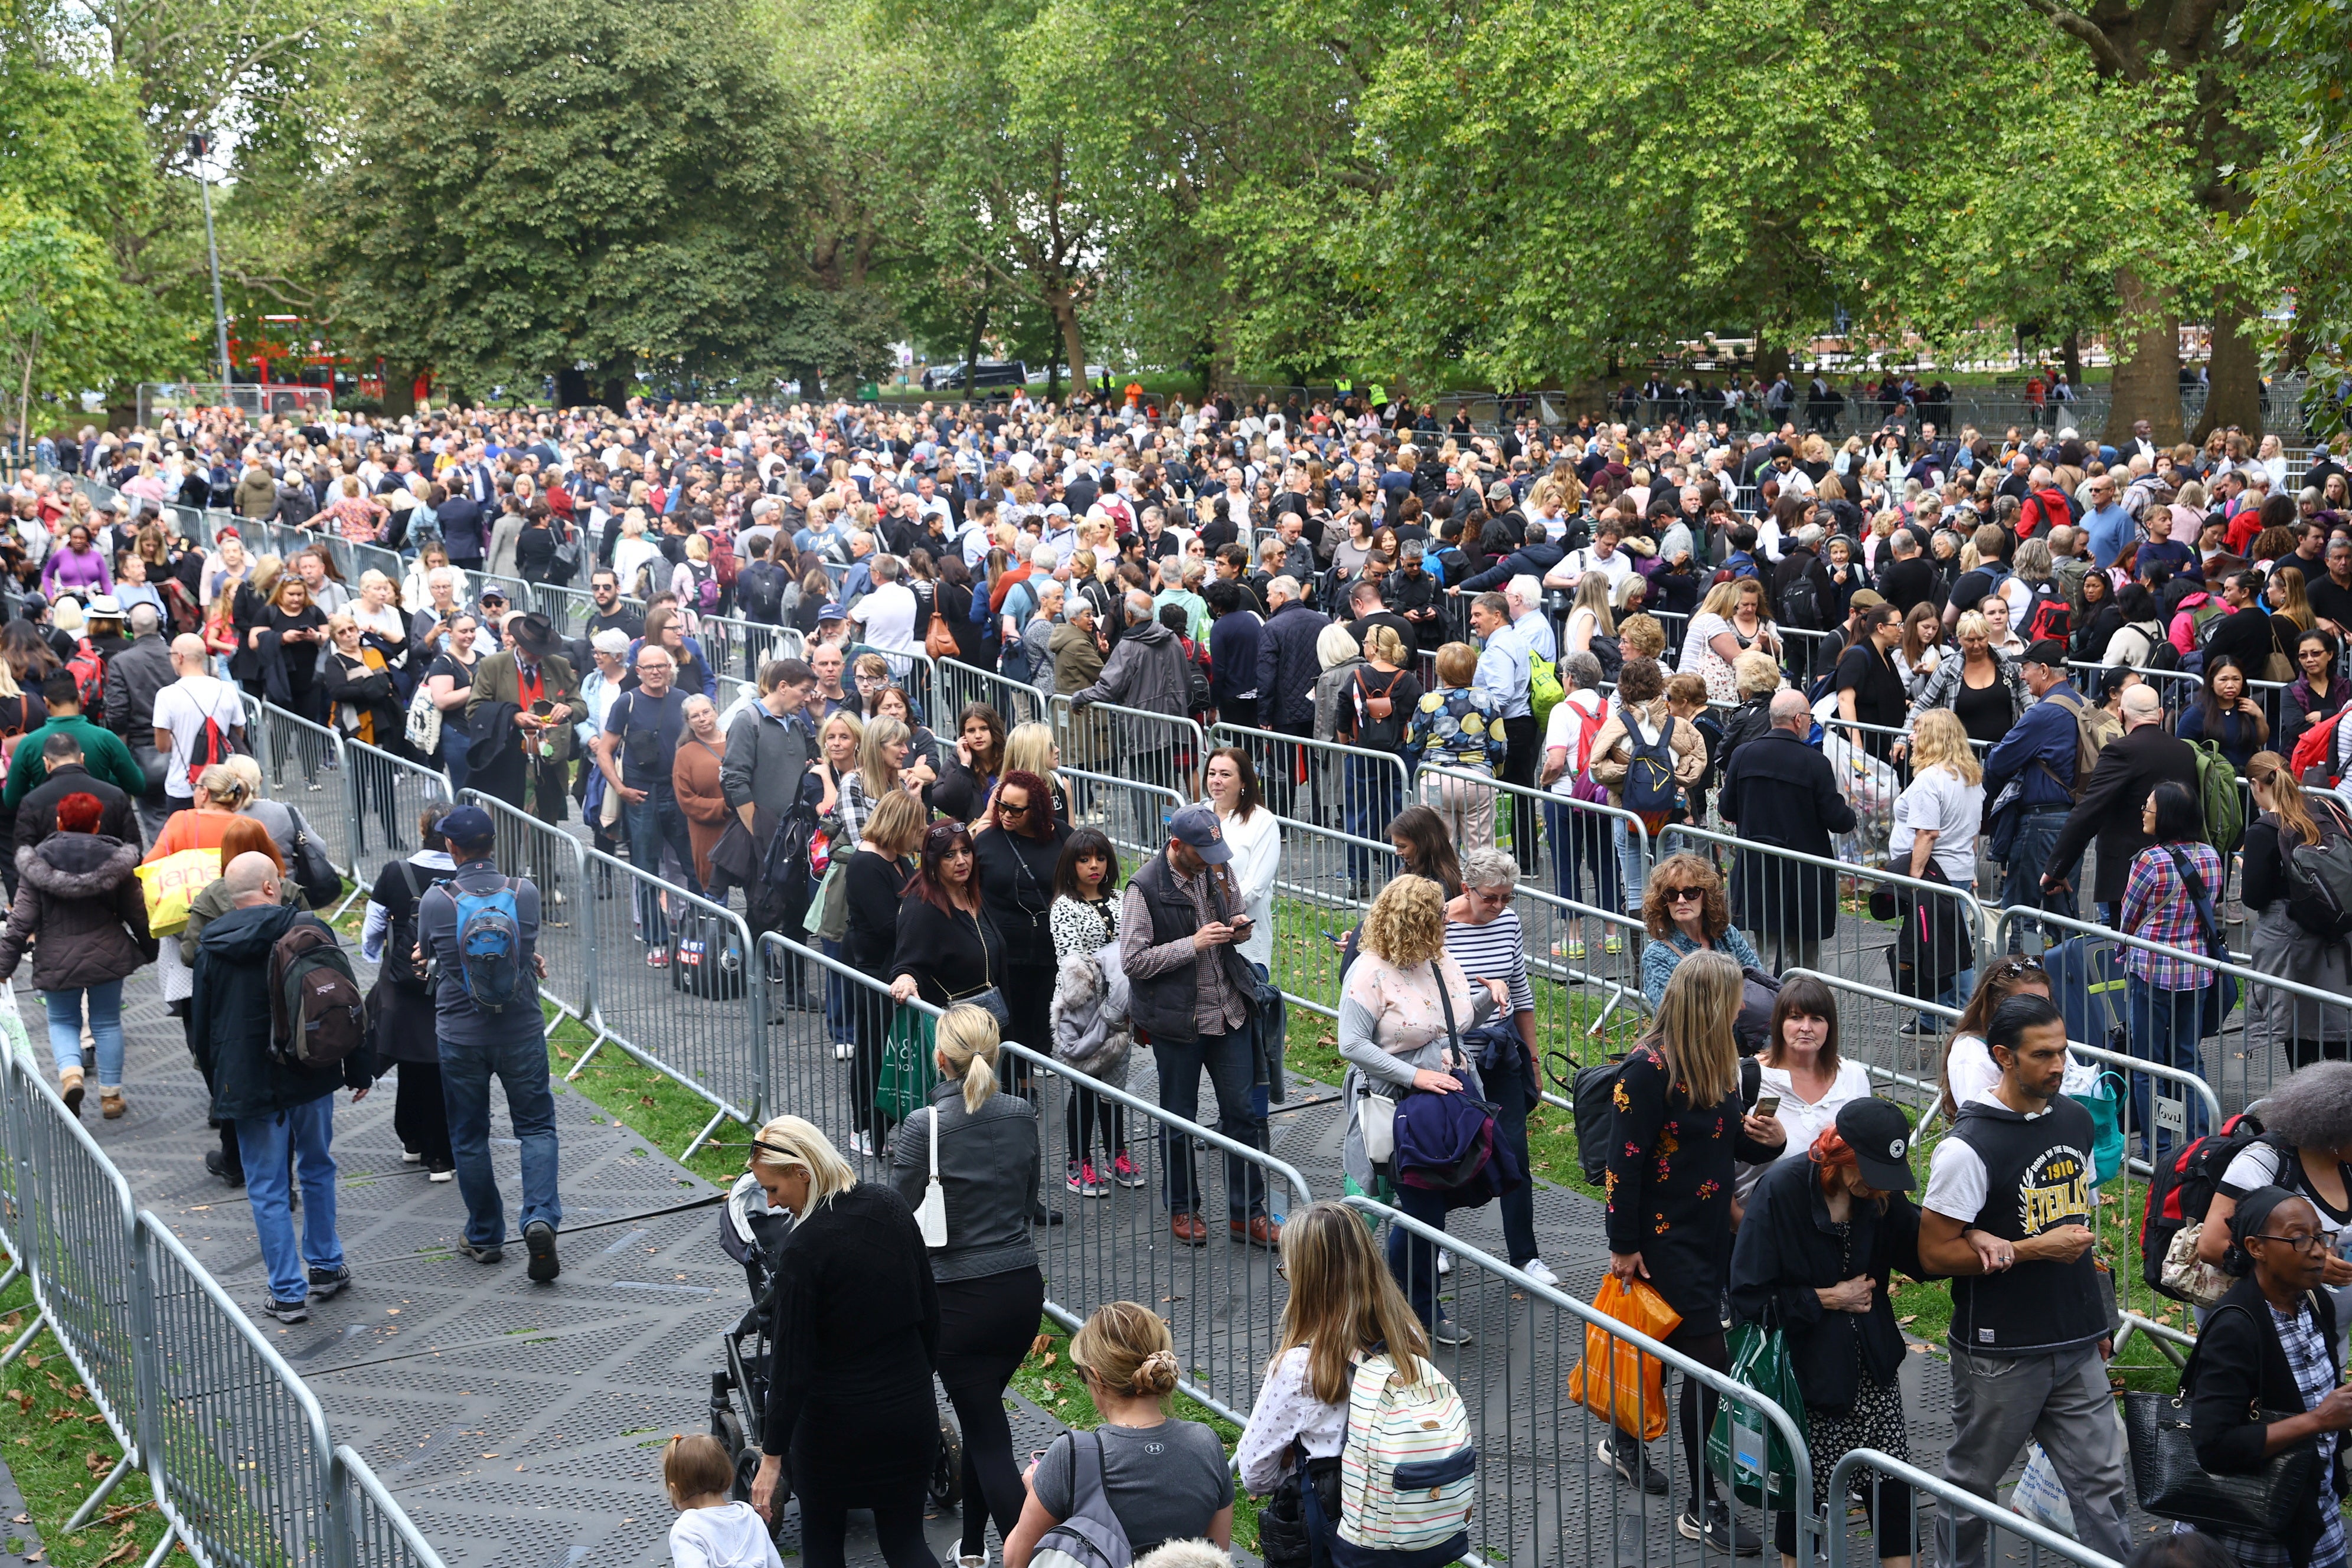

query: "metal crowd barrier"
xmin=456 ymin=790 xmax=595 ymax=1029
xmin=1991 ymin=901 xmax=2352 ymax=1139
xmin=343 ymin=737 xmax=455 ymax=868
xmin=1058 ymin=767 xmax=1185 ymax=866
xmin=1440 ymin=768 xmax=1654 ymax=913
xmin=0 ymin=1051 xmax=449 ymax=1567
xmin=572 ymin=843 xmax=763 ymax=1157
xmin=935 ymin=655 xmax=1050 ymax=730
xmin=1050 ymin=693 xmax=1204 ymax=802
xmin=1825 ymin=1448 xmax=2118 ymax=1568
xmin=754 ymin=932 xmax=1312 ymax=1426
xmin=531 ymin=582 xmax=649 ymax=645
xmin=701 ymin=613 xmax=801 ymax=682
xmin=252 ymin=701 xmax=360 ymax=893
xmin=1210 ymin=724 xmax=1410 ymax=841
xmin=1346 ymin=1195 xmax=1820 ymax=1568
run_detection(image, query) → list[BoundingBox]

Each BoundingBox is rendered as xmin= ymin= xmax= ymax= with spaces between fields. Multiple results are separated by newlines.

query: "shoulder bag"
xmin=2122 ymin=1298 xmax=2324 ymax=1536
xmin=914 ymin=1091 xmax=948 ymax=1247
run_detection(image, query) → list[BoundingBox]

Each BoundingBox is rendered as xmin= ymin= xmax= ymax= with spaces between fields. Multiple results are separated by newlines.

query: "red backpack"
xmin=709 ymin=528 xmax=739 ymax=590
xmin=2291 ymin=708 xmax=2344 ymax=788
xmin=2022 ymin=582 xmax=2071 ymax=644
xmin=2019 ymin=487 xmax=2072 ymax=538
xmin=64 ymin=637 xmax=104 ymax=710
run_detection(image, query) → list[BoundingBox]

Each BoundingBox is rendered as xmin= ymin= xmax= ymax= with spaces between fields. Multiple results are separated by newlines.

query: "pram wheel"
xmin=930 ymin=1410 xmax=963 ymax=1508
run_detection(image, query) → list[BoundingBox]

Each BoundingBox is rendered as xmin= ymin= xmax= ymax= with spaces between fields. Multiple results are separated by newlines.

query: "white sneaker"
xmin=850 ymin=1129 xmax=874 ymax=1158
xmin=1437 ymin=1249 xmax=1453 ymax=1276
xmin=1521 ymin=1257 xmax=1560 ymax=1288
xmin=834 ymin=1041 xmax=854 ymax=1061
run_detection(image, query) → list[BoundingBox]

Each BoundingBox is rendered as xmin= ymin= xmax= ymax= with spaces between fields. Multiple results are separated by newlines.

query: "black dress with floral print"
xmin=1604 ymin=1044 xmax=1781 ymax=1324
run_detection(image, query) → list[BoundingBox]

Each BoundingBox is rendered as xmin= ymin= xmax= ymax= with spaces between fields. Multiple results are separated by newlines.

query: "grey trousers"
xmin=1938 ymin=1344 xmax=2129 ymax=1568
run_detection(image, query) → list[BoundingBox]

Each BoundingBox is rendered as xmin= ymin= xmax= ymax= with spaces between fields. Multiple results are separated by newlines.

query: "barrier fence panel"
xmin=0 ymin=1053 xmax=143 ymax=1526
xmin=847 ymin=641 xmax=933 ymax=698
xmin=934 ymin=655 xmax=1050 ymax=731
xmin=1209 ymin=724 xmax=1409 ymax=845
xmin=575 ymin=844 xmax=763 ymax=1155
xmin=458 ymin=791 xmax=594 ymax=1025
xmin=252 ymin=701 xmax=358 ymax=883
xmin=754 ymin=933 xmax=1312 ymax=1425
xmin=1433 ymin=767 xmax=1655 ymax=922
xmin=1262 ymin=815 xmax=1397 ymax=1019
xmin=1657 ymin=820 xmax=1992 ymax=1004
xmin=700 ymin=614 xmax=799 ymax=682
xmin=1507 ymin=886 xmax=1655 ymax=1082
xmin=1825 ymin=1448 xmax=2119 ymax=1568
xmin=1057 ymin=767 xmax=1183 ymax=867
xmin=1345 ymin=1196 xmax=1818 ymax=1568
xmin=532 ymin=582 xmax=648 ymax=646
xmin=1050 ymin=694 xmax=1203 ymax=803
xmin=136 ymin=1211 xmax=337 ymax=1568
xmin=344 ymin=738 xmax=454 ymax=868
xmin=1991 ymin=901 xmax=2352 ymax=1153
xmin=335 ymin=1445 xmax=452 ymax=1568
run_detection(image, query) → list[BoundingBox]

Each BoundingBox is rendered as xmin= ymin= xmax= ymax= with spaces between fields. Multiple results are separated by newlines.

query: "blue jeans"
xmin=823 ymin=936 xmax=852 ymax=1047
xmin=237 ymin=1096 xmax=344 ymax=1304
xmin=43 ymin=981 xmax=123 ymax=1087
xmin=1387 ymin=1179 xmax=1453 ymax=1328
xmin=1612 ymin=818 xmax=1645 ymax=915
xmin=1546 ymin=802 xmax=1620 ymax=914
xmin=1342 ymin=755 xmax=1404 ymax=886
xmin=1920 ymin=966 xmax=1978 ymax=1032
xmin=439 ymin=1025 xmax=563 ymax=1250
xmin=1152 ymin=1027 xmax=1267 ymax=1222
xmin=623 ymin=784 xmax=697 ymax=948
xmin=2125 ymin=976 xmax=2212 ymax=1159
xmin=2001 ymin=806 xmax=2076 ymax=951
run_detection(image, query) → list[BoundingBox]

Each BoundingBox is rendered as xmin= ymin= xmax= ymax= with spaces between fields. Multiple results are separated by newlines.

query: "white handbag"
xmin=915 ymin=1099 xmax=948 ymax=1249
xmin=1361 ymin=1090 xmax=1398 ymax=1165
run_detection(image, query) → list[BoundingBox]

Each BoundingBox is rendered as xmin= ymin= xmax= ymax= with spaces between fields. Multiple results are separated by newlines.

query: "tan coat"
xmin=672 ymin=731 xmax=729 ymax=886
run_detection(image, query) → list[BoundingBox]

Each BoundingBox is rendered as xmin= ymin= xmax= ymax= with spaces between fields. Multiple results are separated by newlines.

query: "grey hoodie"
xmin=1071 ymin=616 xmax=1190 ymax=752
xmin=1051 ymin=948 xmax=1132 ymax=1082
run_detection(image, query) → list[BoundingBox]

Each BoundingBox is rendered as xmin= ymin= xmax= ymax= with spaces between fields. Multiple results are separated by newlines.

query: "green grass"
xmin=541 ymin=1005 xmax=746 ymax=1188
xmin=0 ymin=1276 xmax=172 ymax=1568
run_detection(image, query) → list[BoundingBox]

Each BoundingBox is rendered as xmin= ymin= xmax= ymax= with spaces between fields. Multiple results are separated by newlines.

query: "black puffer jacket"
xmin=188 ymin=901 xmax=371 ymax=1121
xmin=0 ymin=834 xmax=156 ymax=992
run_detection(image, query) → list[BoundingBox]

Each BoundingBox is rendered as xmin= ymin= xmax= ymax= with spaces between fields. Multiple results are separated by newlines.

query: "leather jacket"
xmin=889 ymin=1078 xmax=1040 ymax=1283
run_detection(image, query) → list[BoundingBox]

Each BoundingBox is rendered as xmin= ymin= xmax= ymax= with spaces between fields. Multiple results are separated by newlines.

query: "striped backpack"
xmin=1333 ymin=1351 xmax=1476 ymax=1568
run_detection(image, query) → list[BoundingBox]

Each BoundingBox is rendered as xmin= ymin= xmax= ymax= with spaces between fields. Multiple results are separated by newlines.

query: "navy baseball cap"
xmin=441 ymin=805 xmax=496 ymax=847
xmin=1167 ymin=804 xmax=1232 ymax=864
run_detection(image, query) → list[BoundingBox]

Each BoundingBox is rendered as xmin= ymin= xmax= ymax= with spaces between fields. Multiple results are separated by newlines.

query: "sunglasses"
xmin=1662 ymin=886 xmax=1704 ymax=902
xmin=998 ymin=800 xmax=1031 ymax=816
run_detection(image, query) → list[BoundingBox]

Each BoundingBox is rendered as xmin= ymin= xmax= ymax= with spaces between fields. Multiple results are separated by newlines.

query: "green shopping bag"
xmin=1706 ymin=1321 xmax=1809 ymax=1511
xmin=873 ymin=1006 xmax=939 ymax=1122
xmin=2070 ymin=1070 xmax=2125 ymax=1187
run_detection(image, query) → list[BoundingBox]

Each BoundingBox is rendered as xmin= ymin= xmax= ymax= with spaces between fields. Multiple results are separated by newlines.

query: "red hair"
xmin=54 ymin=792 xmax=103 ymax=835
xmin=1811 ymin=1126 xmax=1858 ymax=1193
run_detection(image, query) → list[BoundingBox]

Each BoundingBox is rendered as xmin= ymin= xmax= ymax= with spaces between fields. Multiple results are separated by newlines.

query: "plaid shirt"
xmin=2178 ymin=1296 xmax=2344 ymax=1568
xmin=2119 ymin=841 xmax=2225 ymax=990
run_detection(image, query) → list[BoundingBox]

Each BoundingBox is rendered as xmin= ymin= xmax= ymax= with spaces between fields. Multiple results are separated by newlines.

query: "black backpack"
xmin=735 ymin=560 xmax=789 ymax=626
xmin=2139 ymin=1113 xmax=2272 ymax=1302
xmin=2285 ymin=801 xmax=2352 ymax=940
xmin=382 ymin=861 xmax=452 ymax=995
xmin=1778 ymin=572 xmax=1822 ymax=632
xmin=1571 ymin=1051 xmax=1758 ymax=1187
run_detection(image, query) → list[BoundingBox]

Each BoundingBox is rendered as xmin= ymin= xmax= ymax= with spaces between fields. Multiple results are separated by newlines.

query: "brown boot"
xmin=58 ymin=1066 xmax=84 ymax=1116
xmin=100 ymin=1090 xmax=126 ymax=1121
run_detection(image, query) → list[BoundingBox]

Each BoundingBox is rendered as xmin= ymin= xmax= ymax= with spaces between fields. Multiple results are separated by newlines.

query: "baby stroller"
xmin=707 ymin=1173 xmax=963 ymax=1543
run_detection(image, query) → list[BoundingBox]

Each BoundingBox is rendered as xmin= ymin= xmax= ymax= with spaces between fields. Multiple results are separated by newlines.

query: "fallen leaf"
xmin=1897 ymin=1315 xmax=1916 ymax=1326
xmin=1029 ymin=1335 xmax=1054 ymax=1358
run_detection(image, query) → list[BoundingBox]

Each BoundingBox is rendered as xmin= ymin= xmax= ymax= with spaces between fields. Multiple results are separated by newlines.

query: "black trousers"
xmin=936 ymin=1266 xmax=1046 ymax=1557
xmin=394 ymin=1059 xmax=452 ymax=1167
xmin=1502 ymin=713 xmax=1541 ymax=871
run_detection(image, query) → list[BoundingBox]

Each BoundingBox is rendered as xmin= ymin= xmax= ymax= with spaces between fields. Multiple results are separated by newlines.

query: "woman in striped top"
xmin=1443 ymin=847 xmax=1552 ymax=1287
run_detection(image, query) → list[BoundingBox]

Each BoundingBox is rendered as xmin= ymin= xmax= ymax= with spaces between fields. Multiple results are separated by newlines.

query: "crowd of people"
xmin=11 ymin=384 xmax=2352 ymax=1568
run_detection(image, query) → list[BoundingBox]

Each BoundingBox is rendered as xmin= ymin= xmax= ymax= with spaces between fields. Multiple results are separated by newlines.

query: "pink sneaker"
xmin=1112 ymin=1151 xmax=1144 ymax=1189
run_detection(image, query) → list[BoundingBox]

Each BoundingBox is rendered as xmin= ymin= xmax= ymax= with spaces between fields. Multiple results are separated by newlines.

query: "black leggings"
xmin=1670 ymin=1325 xmax=1729 ymax=1507
xmin=792 ymin=1471 xmax=933 ymax=1568
xmin=1064 ymin=1085 xmax=1128 ymax=1165
xmin=936 ymin=1266 xmax=1046 ymax=1558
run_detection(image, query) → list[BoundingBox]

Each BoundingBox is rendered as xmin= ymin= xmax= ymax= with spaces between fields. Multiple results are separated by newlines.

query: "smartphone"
xmin=1751 ymin=1092 xmax=1782 ymax=1119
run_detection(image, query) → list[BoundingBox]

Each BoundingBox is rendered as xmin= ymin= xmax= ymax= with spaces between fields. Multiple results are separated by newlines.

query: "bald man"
xmin=152 ymin=631 xmax=248 ymax=826
xmin=188 ymin=850 xmax=371 ymax=1323
xmin=2042 ymin=681 xmax=2201 ymax=919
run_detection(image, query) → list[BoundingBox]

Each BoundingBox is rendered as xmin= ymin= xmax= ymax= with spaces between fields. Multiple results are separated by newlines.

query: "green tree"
xmin=0 ymin=195 xmax=164 ymax=448
xmin=324 ymin=0 xmax=891 ymax=402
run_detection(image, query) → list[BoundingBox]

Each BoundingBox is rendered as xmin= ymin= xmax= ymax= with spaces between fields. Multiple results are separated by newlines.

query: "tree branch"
xmin=2020 ymin=0 xmax=2138 ymax=79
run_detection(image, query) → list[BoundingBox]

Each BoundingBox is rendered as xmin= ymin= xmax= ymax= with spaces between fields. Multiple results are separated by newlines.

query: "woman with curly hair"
xmin=1336 ymin=875 xmax=1505 ymax=1346
xmin=1638 ymin=852 xmax=1760 ymax=1011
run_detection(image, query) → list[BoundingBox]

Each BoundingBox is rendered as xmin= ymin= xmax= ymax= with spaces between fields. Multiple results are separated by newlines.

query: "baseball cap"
xmin=440 ymin=804 xmax=496 ymax=848
xmin=818 ymin=602 xmax=847 ymax=622
xmin=1835 ymin=1099 xmax=1916 ymax=1192
xmin=1847 ymin=589 xmax=1884 ymax=611
xmin=2023 ymin=638 xmax=2069 ymax=670
xmin=1166 ymin=803 xmax=1232 ymax=864
xmin=480 ymin=585 xmax=508 ymax=603
xmin=1485 ymin=481 xmax=1514 ymax=502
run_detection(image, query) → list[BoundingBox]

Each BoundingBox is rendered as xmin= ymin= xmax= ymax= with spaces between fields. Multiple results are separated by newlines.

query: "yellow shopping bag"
xmin=136 ymin=848 xmax=222 ymax=936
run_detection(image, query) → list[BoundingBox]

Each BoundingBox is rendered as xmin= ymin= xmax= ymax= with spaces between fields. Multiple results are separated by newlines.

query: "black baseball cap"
xmin=1836 ymin=1099 xmax=1916 ymax=1192
xmin=2021 ymin=638 xmax=2069 ymax=671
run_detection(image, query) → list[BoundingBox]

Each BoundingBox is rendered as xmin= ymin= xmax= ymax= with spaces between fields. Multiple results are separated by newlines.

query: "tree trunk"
xmin=1756 ymin=335 xmax=1790 ymax=387
xmin=2193 ymin=289 xmax=2263 ymax=443
xmin=556 ymin=365 xmax=591 ymax=410
xmin=961 ymin=300 xmax=988 ymax=401
xmin=2062 ymin=331 xmax=2083 ymax=390
xmin=16 ymin=332 xmax=36 ymax=465
xmin=1048 ymin=283 xmax=1086 ymax=400
xmin=381 ymin=366 xmax=417 ymax=420
xmin=2102 ymin=269 xmax=2183 ymax=447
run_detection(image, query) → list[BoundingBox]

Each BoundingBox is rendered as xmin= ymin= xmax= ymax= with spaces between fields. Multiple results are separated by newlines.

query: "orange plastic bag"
xmin=1566 ymin=1274 xmax=1683 ymax=1441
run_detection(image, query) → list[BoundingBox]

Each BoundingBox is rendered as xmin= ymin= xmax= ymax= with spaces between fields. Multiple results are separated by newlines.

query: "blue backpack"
xmin=1621 ymin=716 xmax=1682 ymax=818
xmin=451 ymin=878 xmax=525 ymax=1012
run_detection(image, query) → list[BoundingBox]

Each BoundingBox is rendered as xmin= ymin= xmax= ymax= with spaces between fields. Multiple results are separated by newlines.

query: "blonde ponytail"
xmin=936 ymin=1004 xmax=1001 ymax=1113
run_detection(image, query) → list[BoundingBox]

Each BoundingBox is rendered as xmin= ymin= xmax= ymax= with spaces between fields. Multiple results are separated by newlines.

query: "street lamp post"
xmin=190 ymin=132 xmax=230 ymax=386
